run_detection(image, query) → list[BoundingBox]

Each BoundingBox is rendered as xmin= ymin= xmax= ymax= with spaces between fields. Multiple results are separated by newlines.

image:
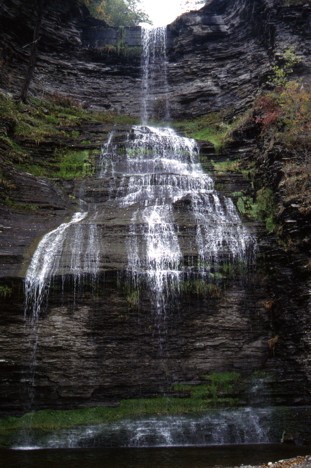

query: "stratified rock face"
xmin=0 ymin=0 xmax=310 ymax=117
xmin=0 ymin=0 xmax=143 ymax=113
xmin=0 ymin=173 xmax=71 ymax=279
xmin=0 ymin=124 xmax=310 ymax=419
xmin=0 ymin=0 xmax=310 ymax=430
xmin=0 ymin=273 xmax=286 ymax=413
xmin=166 ymin=0 xmax=311 ymax=119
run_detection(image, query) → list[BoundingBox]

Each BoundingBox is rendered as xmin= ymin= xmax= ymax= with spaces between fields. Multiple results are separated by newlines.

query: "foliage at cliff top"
xmin=82 ymin=0 xmax=150 ymax=26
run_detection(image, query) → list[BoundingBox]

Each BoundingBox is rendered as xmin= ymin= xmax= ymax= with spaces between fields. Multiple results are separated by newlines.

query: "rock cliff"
xmin=167 ymin=0 xmax=311 ymax=118
xmin=0 ymin=0 xmax=310 ymax=117
xmin=0 ymin=0 xmax=310 ymax=444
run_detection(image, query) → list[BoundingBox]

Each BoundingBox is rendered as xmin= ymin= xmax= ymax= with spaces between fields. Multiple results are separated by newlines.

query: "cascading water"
xmin=100 ymin=26 xmax=255 ymax=312
xmin=24 ymin=210 xmax=102 ymax=320
xmin=99 ymin=123 xmax=255 ymax=313
xmin=18 ymin=24 xmax=265 ymax=451
xmin=14 ymin=408 xmax=274 ymax=449
xmin=24 ymin=212 xmax=87 ymax=319
xmin=141 ymin=25 xmax=170 ymax=124
xmin=23 ymin=210 xmax=102 ymax=418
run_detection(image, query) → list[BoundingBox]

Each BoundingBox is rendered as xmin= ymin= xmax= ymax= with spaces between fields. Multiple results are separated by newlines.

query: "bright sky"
xmin=141 ymin=0 xmax=201 ymax=27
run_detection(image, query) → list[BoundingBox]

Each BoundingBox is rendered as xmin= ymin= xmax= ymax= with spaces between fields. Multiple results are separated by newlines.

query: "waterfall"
xmin=13 ymin=408 xmax=274 ymax=449
xmin=24 ymin=212 xmax=88 ymax=319
xmin=141 ymin=25 xmax=170 ymax=124
xmin=19 ymin=22 xmax=261 ymax=449
xmin=98 ymin=124 xmax=255 ymax=312
xmin=105 ymin=24 xmax=255 ymax=311
xmin=24 ymin=24 xmax=255 ymax=324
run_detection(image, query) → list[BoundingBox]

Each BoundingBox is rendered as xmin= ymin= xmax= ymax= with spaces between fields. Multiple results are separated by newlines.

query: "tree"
xmin=19 ymin=0 xmax=45 ymax=103
xmin=84 ymin=0 xmax=150 ymax=26
xmin=271 ymin=46 xmax=301 ymax=88
xmin=18 ymin=0 xmax=149 ymax=102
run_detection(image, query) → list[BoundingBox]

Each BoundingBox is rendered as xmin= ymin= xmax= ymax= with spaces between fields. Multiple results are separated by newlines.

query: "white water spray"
xmin=97 ymin=124 xmax=255 ymax=313
xmin=141 ymin=26 xmax=170 ymax=124
xmin=24 ymin=212 xmax=87 ymax=320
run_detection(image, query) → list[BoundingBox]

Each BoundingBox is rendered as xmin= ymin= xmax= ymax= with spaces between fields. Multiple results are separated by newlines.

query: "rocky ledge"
xmin=234 ymin=455 xmax=311 ymax=468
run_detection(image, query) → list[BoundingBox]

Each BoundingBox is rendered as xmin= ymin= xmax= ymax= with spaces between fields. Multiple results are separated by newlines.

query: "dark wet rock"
xmin=0 ymin=0 xmax=311 ymax=117
xmin=0 ymin=0 xmax=310 ymax=445
xmin=0 ymin=125 xmax=310 ymax=434
xmin=166 ymin=0 xmax=311 ymax=119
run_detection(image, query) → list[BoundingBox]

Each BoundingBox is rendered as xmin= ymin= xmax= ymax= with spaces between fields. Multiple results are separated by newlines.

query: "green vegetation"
xmin=4 ymin=200 xmax=39 ymax=211
xmin=0 ymin=285 xmax=12 ymax=298
xmin=0 ymin=93 xmax=137 ymax=143
xmin=175 ymin=372 xmax=241 ymax=406
xmin=126 ymin=289 xmax=140 ymax=309
xmin=203 ymin=75 xmax=311 ymax=235
xmin=83 ymin=0 xmax=150 ymax=26
xmin=279 ymin=160 xmax=311 ymax=210
xmin=211 ymin=159 xmax=241 ymax=173
xmin=98 ymin=39 xmax=142 ymax=59
xmin=0 ymin=372 xmax=242 ymax=433
xmin=236 ymin=188 xmax=276 ymax=233
xmin=21 ymin=149 xmax=97 ymax=179
xmin=209 ymin=155 xmax=276 ymax=232
xmin=253 ymin=81 xmax=311 ymax=148
xmin=250 ymin=80 xmax=311 ymax=234
xmin=173 ymin=110 xmax=251 ymax=152
xmin=179 ymin=279 xmax=222 ymax=298
xmin=0 ymin=93 xmax=137 ymax=181
xmin=271 ymin=46 xmax=301 ymax=87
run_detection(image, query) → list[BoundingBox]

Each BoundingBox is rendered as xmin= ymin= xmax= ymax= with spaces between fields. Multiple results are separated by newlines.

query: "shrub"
xmin=252 ymin=95 xmax=282 ymax=130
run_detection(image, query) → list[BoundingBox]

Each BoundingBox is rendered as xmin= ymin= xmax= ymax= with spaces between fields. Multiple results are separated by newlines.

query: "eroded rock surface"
xmin=0 ymin=0 xmax=310 ymax=117
xmin=0 ymin=0 xmax=310 ymax=443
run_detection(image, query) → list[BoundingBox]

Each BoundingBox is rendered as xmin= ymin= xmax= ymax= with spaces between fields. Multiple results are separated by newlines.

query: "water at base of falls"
xmin=19 ymin=24 xmax=261 ymax=457
xmin=12 ymin=408 xmax=274 ymax=450
xmin=5 ymin=446 xmax=311 ymax=468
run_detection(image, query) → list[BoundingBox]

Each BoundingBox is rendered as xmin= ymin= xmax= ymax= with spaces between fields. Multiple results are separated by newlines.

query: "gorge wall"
xmin=0 ymin=0 xmax=310 ymax=444
xmin=0 ymin=0 xmax=311 ymax=117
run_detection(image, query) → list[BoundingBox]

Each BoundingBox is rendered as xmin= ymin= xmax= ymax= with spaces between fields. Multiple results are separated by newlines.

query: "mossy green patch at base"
xmin=0 ymin=373 xmax=244 ymax=435
xmin=175 ymin=372 xmax=241 ymax=404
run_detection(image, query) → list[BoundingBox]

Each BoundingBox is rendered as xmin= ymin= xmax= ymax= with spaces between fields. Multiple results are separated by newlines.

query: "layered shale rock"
xmin=0 ymin=0 xmax=310 ymax=443
xmin=0 ymin=0 xmax=310 ymax=117
xmin=166 ymin=0 xmax=311 ymax=118
xmin=0 ymin=123 xmax=310 ymax=423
